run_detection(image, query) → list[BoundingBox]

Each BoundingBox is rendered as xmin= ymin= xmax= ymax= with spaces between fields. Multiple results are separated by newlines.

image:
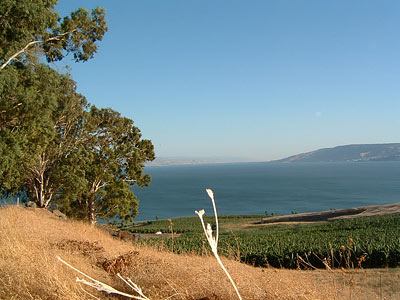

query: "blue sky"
xmin=56 ymin=1 xmax=400 ymax=161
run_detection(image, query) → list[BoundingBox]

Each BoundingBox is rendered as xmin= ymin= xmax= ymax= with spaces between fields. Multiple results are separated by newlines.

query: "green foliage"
xmin=0 ymin=0 xmax=107 ymax=69
xmin=0 ymin=0 xmax=59 ymax=61
xmin=0 ymin=63 xmax=155 ymax=218
xmin=0 ymin=0 xmax=107 ymax=197
xmin=0 ymin=1 xmax=155 ymax=223
xmin=0 ymin=63 xmax=88 ymax=205
xmin=134 ymin=214 xmax=400 ymax=269
xmin=57 ymin=106 xmax=155 ymax=224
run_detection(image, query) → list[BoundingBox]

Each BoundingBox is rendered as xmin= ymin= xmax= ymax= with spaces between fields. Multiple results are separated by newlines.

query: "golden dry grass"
xmin=0 ymin=206 xmax=397 ymax=300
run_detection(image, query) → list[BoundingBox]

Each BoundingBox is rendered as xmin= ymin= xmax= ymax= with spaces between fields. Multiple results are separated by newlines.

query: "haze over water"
xmin=134 ymin=161 xmax=400 ymax=221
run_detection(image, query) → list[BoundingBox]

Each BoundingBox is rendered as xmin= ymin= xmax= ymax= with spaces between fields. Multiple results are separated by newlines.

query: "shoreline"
xmin=258 ymin=202 xmax=400 ymax=224
xmin=133 ymin=202 xmax=400 ymax=224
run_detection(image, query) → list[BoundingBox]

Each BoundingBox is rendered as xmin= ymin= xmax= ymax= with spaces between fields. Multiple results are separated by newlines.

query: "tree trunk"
xmin=87 ymin=197 xmax=96 ymax=225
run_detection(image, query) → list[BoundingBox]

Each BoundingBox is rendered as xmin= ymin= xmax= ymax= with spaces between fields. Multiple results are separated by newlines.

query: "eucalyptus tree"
xmin=0 ymin=0 xmax=107 ymax=202
xmin=0 ymin=64 xmax=156 ymax=216
xmin=1 ymin=1 xmax=155 ymax=222
xmin=0 ymin=0 xmax=107 ymax=71
xmin=0 ymin=64 xmax=88 ymax=207
xmin=59 ymin=107 xmax=155 ymax=225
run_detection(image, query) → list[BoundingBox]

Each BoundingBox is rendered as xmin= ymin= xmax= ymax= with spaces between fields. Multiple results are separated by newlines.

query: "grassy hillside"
xmin=0 ymin=206 xmax=399 ymax=299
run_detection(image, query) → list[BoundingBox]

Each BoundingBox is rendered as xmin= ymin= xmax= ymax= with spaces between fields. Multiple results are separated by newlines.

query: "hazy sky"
xmin=56 ymin=1 xmax=400 ymax=161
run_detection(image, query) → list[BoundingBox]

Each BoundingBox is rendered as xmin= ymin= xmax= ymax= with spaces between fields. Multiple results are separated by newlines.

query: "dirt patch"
xmin=52 ymin=239 xmax=142 ymax=275
xmin=52 ymin=239 xmax=104 ymax=256
xmin=101 ymin=250 xmax=139 ymax=274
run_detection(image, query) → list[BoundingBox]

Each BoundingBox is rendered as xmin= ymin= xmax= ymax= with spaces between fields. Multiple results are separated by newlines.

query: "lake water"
xmin=133 ymin=161 xmax=400 ymax=221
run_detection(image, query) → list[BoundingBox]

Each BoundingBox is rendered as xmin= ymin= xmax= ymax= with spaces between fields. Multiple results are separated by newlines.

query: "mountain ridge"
xmin=275 ymin=143 xmax=400 ymax=163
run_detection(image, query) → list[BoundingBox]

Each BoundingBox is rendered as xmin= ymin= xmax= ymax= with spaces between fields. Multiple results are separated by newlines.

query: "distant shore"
xmin=259 ymin=202 xmax=400 ymax=224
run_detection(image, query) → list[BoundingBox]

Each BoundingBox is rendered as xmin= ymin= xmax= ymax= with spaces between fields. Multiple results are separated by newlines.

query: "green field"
xmin=125 ymin=213 xmax=400 ymax=269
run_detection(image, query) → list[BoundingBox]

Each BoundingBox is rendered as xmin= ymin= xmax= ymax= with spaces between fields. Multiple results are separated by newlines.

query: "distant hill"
xmin=275 ymin=143 xmax=400 ymax=163
xmin=146 ymin=156 xmax=249 ymax=166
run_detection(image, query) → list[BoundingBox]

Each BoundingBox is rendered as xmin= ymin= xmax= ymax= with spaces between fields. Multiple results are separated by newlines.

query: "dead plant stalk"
xmin=195 ymin=189 xmax=243 ymax=300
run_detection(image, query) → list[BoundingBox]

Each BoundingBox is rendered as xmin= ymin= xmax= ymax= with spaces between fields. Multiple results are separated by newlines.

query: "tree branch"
xmin=0 ymin=30 xmax=77 ymax=71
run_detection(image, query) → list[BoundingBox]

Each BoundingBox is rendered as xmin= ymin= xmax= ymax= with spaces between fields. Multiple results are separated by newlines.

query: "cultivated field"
xmin=127 ymin=213 xmax=400 ymax=269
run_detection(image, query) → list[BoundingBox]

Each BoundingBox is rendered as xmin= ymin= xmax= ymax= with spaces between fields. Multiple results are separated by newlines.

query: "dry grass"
xmin=0 ymin=206 xmax=397 ymax=300
xmin=303 ymin=268 xmax=400 ymax=300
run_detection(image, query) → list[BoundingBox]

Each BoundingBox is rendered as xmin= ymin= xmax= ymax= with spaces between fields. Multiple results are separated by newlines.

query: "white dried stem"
xmin=56 ymin=256 xmax=150 ymax=300
xmin=206 ymin=188 xmax=219 ymax=246
xmin=195 ymin=189 xmax=243 ymax=300
xmin=118 ymin=274 xmax=150 ymax=300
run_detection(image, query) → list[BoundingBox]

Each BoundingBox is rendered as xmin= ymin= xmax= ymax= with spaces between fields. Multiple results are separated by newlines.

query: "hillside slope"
xmin=0 ymin=206 xmax=331 ymax=300
xmin=276 ymin=143 xmax=400 ymax=162
xmin=1 ymin=206 xmax=398 ymax=299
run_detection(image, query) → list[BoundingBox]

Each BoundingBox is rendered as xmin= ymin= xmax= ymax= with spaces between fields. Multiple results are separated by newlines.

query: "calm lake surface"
xmin=133 ymin=161 xmax=400 ymax=221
